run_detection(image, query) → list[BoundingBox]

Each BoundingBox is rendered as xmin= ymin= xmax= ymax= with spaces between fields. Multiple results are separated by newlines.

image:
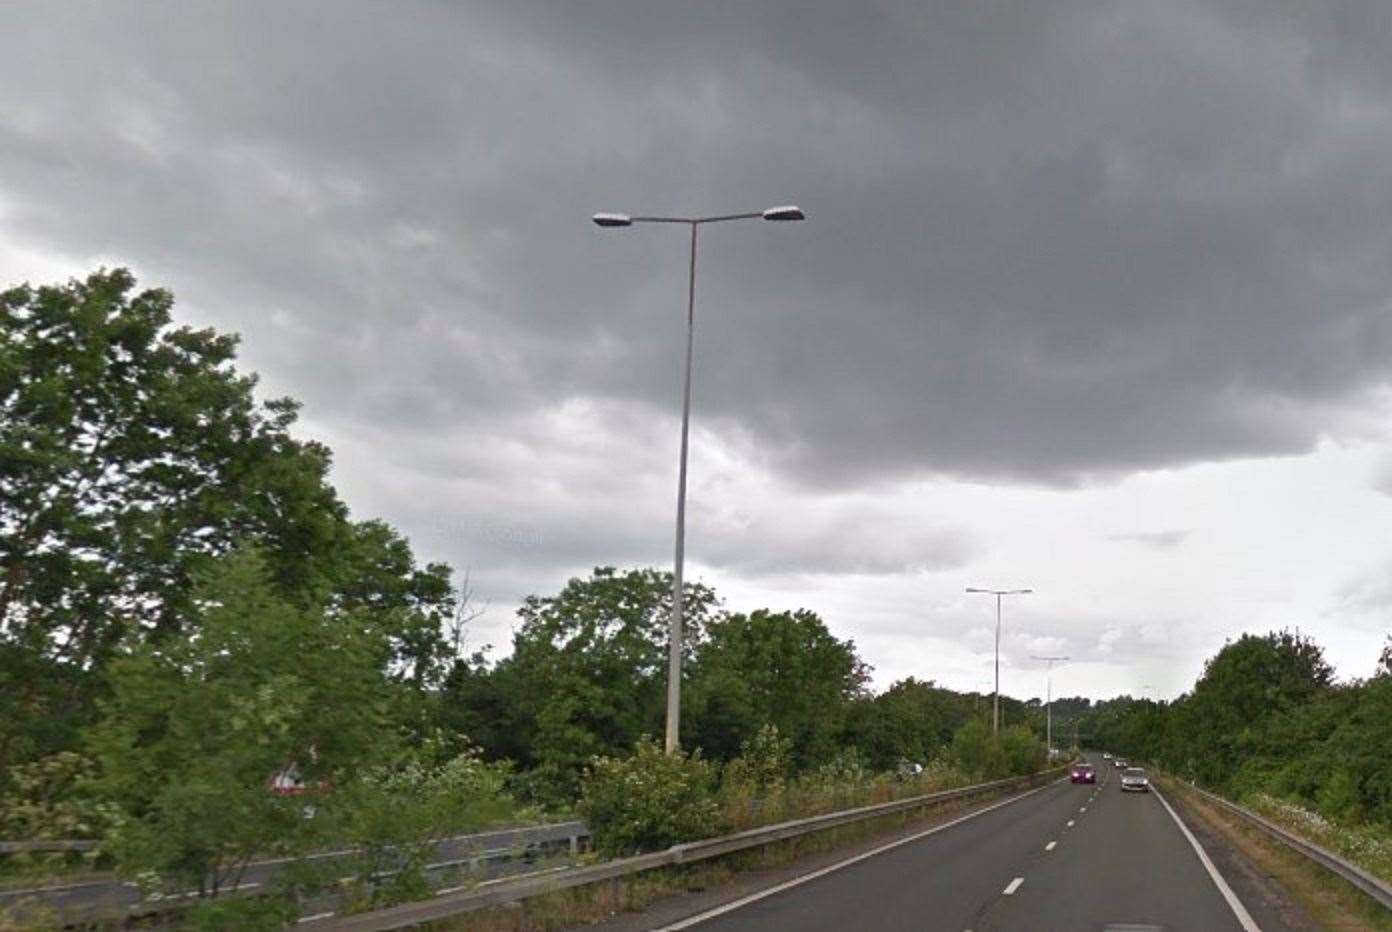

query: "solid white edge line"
xmin=1003 ymin=877 xmax=1024 ymax=895
xmin=1153 ymin=785 xmax=1261 ymax=932
xmin=651 ymin=779 xmax=1064 ymax=931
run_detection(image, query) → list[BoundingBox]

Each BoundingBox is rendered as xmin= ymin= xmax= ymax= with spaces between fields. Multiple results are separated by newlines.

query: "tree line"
xmin=1 ymin=270 xmax=1047 ymax=922
xmin=1069 ymin=631 xmax=1392 ymax=826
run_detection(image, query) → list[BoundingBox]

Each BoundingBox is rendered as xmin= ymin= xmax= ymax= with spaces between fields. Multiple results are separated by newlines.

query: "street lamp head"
xmin=762 ymin=205 xmax=805 ymax=221
xmin=592 ymin=212 xmax=633 ymax=228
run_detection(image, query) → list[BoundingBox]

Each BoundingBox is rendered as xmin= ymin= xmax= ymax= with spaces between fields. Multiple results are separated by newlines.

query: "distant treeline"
xmin=1068 ymin=632 xmax=1392 ymax=826
xmin=437 ymin=565 xmax=1054 ymax=803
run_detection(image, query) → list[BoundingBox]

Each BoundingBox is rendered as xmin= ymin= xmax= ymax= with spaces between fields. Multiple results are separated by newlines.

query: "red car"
xmin=1070 ymin=763 xmax=1096 ymax=784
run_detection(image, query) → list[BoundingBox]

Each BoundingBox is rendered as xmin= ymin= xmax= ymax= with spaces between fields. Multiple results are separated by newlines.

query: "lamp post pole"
xmin=966 ymin=587 xmax=1032 ymax=736
xmin=594 ymin=205 xmax=804 ymax=754
xmin=1031 ymin=654 xmax=1069 ymax=757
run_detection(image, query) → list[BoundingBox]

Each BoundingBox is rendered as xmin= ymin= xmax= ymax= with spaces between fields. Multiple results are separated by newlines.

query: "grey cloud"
xmin=6 ymin=2 xmax=1392 ymax=574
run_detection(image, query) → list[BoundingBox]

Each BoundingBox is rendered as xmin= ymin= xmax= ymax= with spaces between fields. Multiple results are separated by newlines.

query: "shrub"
xmin=579 ymin=739 xmax=720 ymax=858
xmin=721 ymin=725 xmax=792 ymax=797
xmin=331 ymin=746 xmax=517 ymax=910
xmin=0 ymin=752 xmax=114 ymax=874
xmin=950 ymin=721 xmax=1044 ymax=779
xmin=950 ymin=719 xmax=1003 ymax=779
xmin=998 ymin=725 xmax=1046 ymax=776
xmin=1316 ymin=769 xmax=1365 ymax=824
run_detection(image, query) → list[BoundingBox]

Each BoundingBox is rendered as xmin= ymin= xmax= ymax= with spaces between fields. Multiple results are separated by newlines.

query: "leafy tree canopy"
xmin=0 ymin=269 xmax=454 ymax=772
xmin=687 ymin=609 xmax=870 ymax=767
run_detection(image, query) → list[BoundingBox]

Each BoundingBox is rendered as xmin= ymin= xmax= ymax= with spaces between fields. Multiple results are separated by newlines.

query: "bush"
xmin=0 ymin=752 xmax=114 ymax=874
xmin=721 ymin=725 xmax=792 ymax=797
xmin=950 ymin=720 xmax=1044 ymax=780
xmin=998 ymin=725 xmax=1046 ymax=776
xmin=579 ymin=739 xmax=720 ymax=858
xmin=950 ymin=719 xmax=1002 ymax=779
xmin=331 ymin=746 xmax=517 ymax=910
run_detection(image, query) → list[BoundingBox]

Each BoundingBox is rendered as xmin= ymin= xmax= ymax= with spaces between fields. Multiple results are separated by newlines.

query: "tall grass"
xmin=1244 ymin=792 xmax=1392 ymax=884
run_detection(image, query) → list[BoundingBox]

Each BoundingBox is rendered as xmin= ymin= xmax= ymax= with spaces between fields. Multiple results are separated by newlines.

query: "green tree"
xmin=88 ymin=549 xmax=399 ymax=899
xmin=686 ymin=609 xmax=870 ymax=767
xmin=949 ymin=718 xmax=1002 ymax=779
xmin=844 ymin=677 xmax=972 ymax=771
xmin=444 ymin=567 xmax=719 ymax=803
xmin=1183 ymin=630 xmax=1333 ymax=787
xmin=0 ymin=269 xmax=454 ymax=773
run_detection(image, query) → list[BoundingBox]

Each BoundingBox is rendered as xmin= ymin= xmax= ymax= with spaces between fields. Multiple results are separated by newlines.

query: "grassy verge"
xmin=1161 ymin=777 xmax=1392 ymax=932
xmin=1240 ymin=793 xmax=1392 ymax=886
xmin=429 ymin=784 xmax=1020 ymax=931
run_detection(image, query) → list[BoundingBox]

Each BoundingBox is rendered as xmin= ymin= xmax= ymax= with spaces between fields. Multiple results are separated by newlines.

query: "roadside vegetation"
xmin=1067 ymin=631 xmax=1392 ymax=886
xmin=1 ymin=270 xmax=1051 ymax=927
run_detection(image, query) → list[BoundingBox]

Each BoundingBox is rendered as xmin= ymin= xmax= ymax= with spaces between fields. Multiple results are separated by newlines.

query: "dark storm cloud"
xmin=5 ymin=0 xmax=1392 ymax=495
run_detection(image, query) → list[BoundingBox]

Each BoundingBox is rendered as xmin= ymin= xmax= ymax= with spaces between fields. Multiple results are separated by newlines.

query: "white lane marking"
xmin=1067 ymin=819 xmax=1075 ymax=827
xmin=1003 ymin=877 xmax=1024 ymax=895
xmin=1080 ymin=806 xmax=1087 ymax=812
xmin=1152 ymin=785 xmax=1261 ymax=932
xmin=1045 ymin=841 xmax=1057 ymax=851
xmin=652 ymin=779 xmax=1065 ymax=930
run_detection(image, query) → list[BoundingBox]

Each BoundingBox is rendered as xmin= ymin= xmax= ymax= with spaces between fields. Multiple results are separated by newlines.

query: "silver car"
xmin=1120 ymin=767 xmax=1150 ymax=792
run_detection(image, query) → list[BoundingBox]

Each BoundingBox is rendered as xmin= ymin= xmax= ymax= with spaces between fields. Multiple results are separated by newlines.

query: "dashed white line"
xmin=1067 ymin=819 xmax=1075 ymax=827
xmin=1003 ymin=877 xmax=1025 ymax=895
xmin=1045 ymin=841 xmax=1057 ymax=851
xmin=652 ymin=780 xmax=1063 ymax=931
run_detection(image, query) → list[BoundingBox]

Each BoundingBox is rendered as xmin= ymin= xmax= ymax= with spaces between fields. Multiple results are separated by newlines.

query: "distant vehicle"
xmin=1070 ymin=763 xmax=1096 ymax=784
xmin=1102 ymin=752 xmax=1112 ymax=759
xmin=1114 ymin=758 xmax=1128 ymax=769
xmin=1120 ymin=767 xmax=1150 ymax=792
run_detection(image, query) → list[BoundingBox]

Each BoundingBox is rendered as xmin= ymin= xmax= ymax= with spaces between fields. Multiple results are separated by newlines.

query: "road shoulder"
xmin=1158 ymin=777 xmax=1330 ymax=932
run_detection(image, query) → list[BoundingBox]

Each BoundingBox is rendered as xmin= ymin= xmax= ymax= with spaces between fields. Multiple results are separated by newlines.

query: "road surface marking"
xmin=1003 ymin=877 xmax=1024 ymax=895
xmin=1067 ymin=819 xmax=1075 ymax=827
xmin=1080 ymin=806 xmax=1087 ymax=812
xmin=1153 ymin=785 xmax=1260 ymax=932
xmin=652 ymin=780 xmax=1063 ymax=930
xmin=1045 ymin=841 xmax=1057 ymax=851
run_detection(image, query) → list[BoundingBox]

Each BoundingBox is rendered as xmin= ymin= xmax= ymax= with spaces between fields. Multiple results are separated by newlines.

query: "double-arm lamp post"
xmin=965 ymin=587 xmax=1032 ymax=735
xmin=1031 ymin=654 xmax=1069 ymax=755
xmin=593 ymin=205 xmax=805 ymax=754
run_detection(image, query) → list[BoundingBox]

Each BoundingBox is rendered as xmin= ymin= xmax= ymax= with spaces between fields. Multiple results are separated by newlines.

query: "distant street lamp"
xmin=594 ymin=205 xmax=805 ymax=754
xmin=1031 ymin=655 xmax=1070 ymax=756
xmin=966 ymin=587 xmax=1032 ymax=735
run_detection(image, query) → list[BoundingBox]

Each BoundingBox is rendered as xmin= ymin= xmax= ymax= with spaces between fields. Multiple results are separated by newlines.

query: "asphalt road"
xmin=654 ymin=755 xmax=1263 ymax=932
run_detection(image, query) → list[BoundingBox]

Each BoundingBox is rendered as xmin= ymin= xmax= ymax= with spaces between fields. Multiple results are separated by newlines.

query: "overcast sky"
xmin=4 ymin=1 xmax=1392 ymax=701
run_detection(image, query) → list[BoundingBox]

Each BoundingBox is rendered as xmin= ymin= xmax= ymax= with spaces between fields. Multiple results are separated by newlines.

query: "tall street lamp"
xmin=965 ymin=587 xmax=1032 ymax=735
xmin=593 ymin=205 xmax=805 ymax=754
xmin=1031 ymin=654 xmax=1069 ymax=756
